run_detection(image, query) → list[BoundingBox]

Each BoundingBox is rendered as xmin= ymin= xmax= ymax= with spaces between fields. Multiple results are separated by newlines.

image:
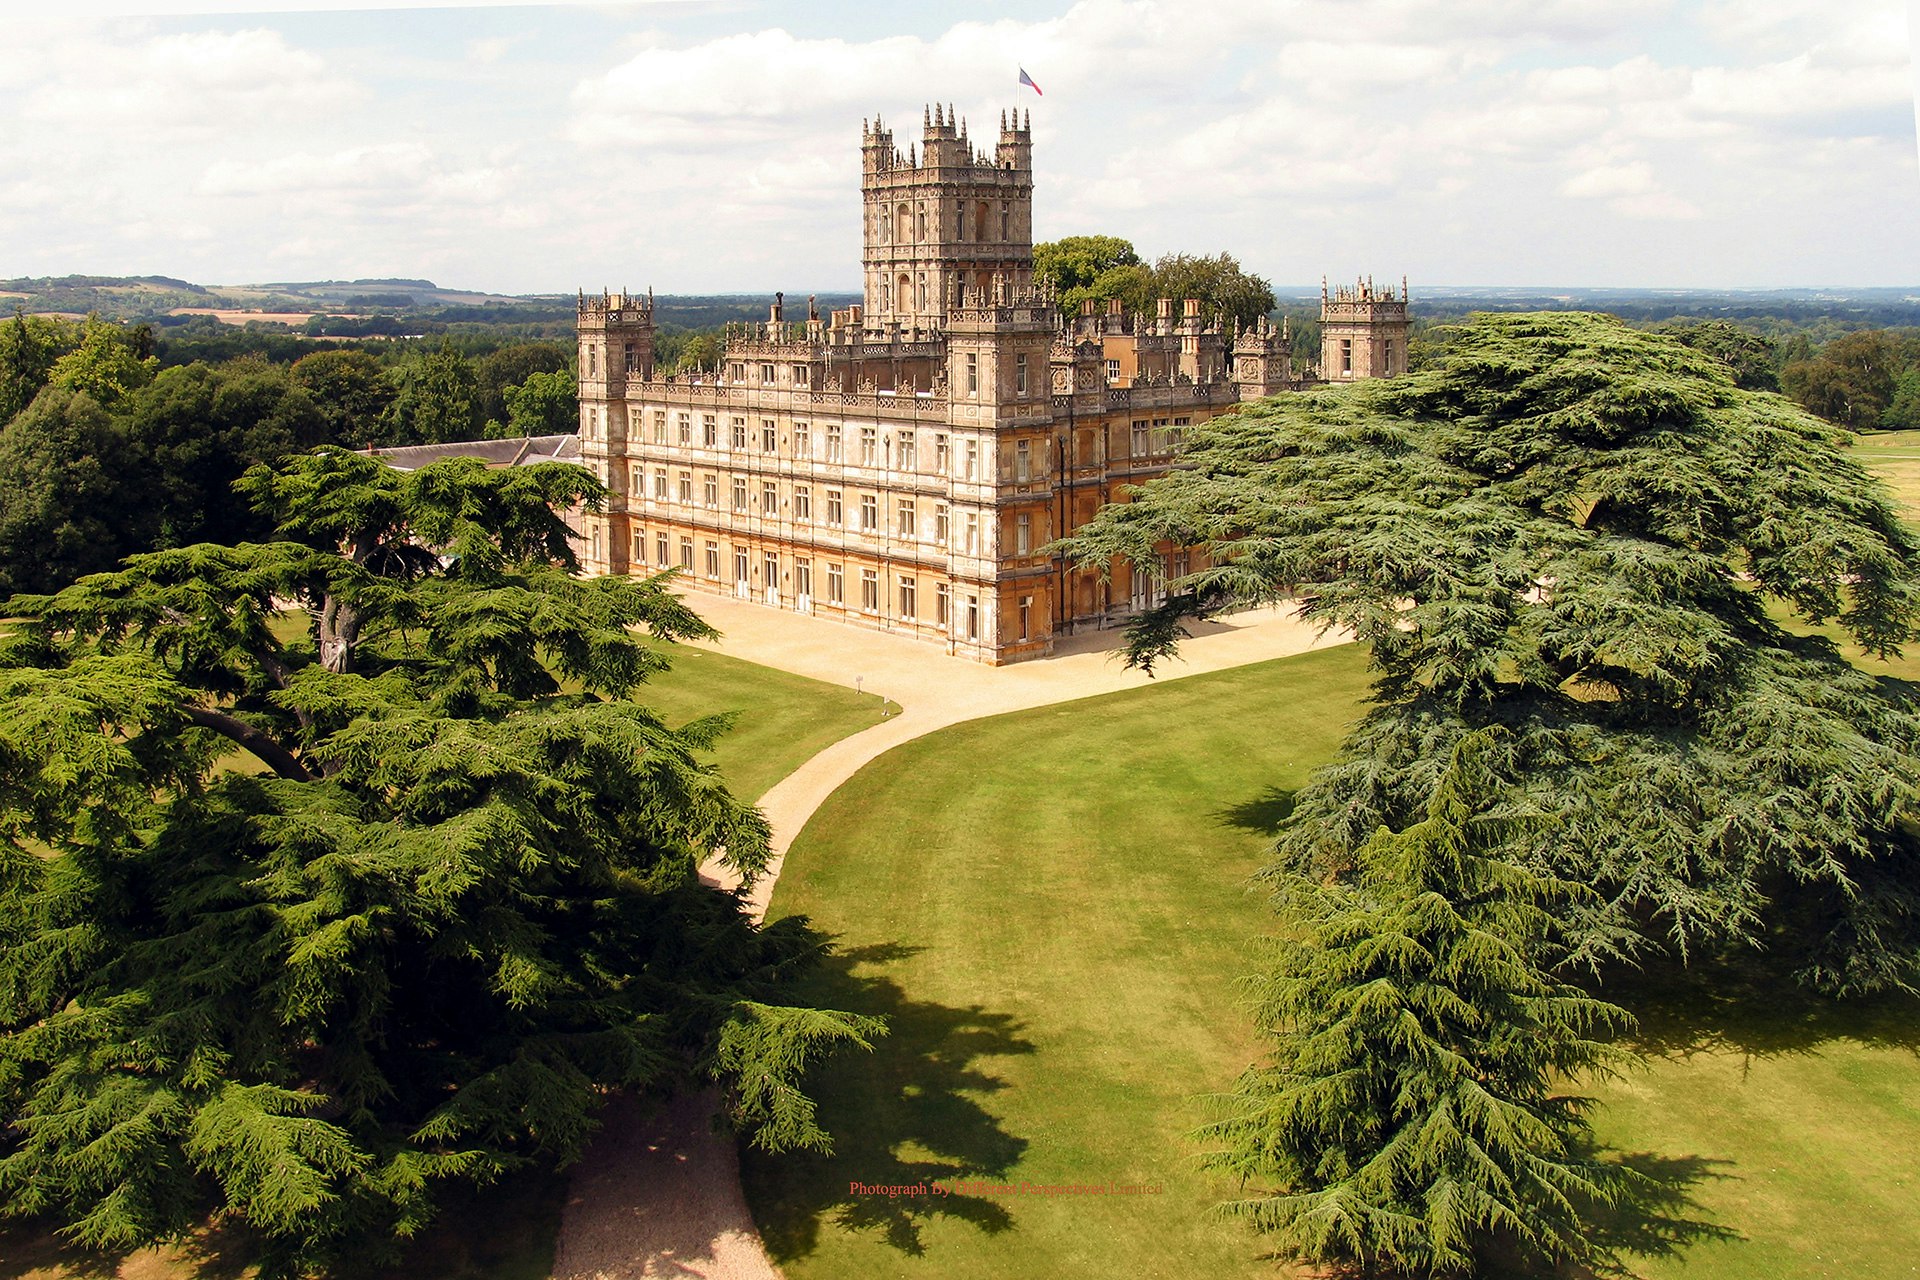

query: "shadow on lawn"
xmin=0 ymin=1214 xmax=257 ymax=1280
xmin=743 ymin=941 xmax=1034 ymax=1263
xmin=1599 ymin=947 xmax=1920 ymax=1063
xmin=1214 ymin=786 xmax=1297 ymax=839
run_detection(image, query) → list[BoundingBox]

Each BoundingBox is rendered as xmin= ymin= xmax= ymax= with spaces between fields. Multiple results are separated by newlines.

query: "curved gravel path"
xmin=551 ymin=601 xmax=1350 ymax=1280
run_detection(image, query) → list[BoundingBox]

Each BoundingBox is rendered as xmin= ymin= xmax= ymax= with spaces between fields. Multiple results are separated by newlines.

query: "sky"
xmin=3 ymin=0 xmax=1915 ymax=293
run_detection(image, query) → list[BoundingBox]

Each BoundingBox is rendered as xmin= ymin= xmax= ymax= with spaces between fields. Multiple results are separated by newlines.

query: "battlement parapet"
xmin=577 ymin=288 xmax=653 ymax=324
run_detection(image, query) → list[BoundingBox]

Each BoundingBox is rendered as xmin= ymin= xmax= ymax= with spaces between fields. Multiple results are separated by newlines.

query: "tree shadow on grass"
xmin=0 ymin=1213 xmax=258 ymax=1280
xmin=1214 ymin=786 xmax=1297 ymax=839
xmin=1597 ymin=947 xmax=1920 ymax=1063
xmin=741 ymin=940 xmax=1034 ymax=1263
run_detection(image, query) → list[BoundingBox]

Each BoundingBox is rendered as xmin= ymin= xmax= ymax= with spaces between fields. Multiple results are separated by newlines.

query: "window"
xmin=733 ymin=548 xmax=749 ymax=585
xmin=1015 ymin=353 xmax=1028 ymax=396
xmin=652 ymin=410 xmax=667 ymax=444
xmin=731 ymin=477 xmax=748 ymax=511
xmin=1152 ymin=417 xmax=1171 ymax=452
xmin=935 ymin=433 xmax=950 ymax=473
xmin=765 ymin=552 xmax=779 ymax=591
xmin=1131 ymin=419 xmax=1150 ymax=457
xmin=827 ymin=562 xmax=844 ymax=604
xmin=967 ymin=593 xmax=980 ymax=640
xmin=965 ymin=512 xmax=979 ymax=555
xmin=761 ymin=481 xmax=778 ymax=515
xmin=1018 ymin=595 xmax=1032 ymax=641
xmin=728 ymin=363 xmax=745 ymax=382
xmin=704 ymin=541 xmax=719 ymax=579
xmin=585 ymin=345 xmax=596 ymax=377
xmin=702 ymin=415 xmax=717 ymax=447
xmin=1341 ymin=338 xmax=1354 ymax=374
xmin=760 ymin=363 xmax=776 ymax=384
xmin=679 ymin=537 xmax=693 ymax=570
xmin=794 ymin=485 xmax=811 ymax=520
xmin=936 ymin=583 xmax=951 ymax=629
xmin=1000 ymin=204 xmax=1010 ymax=239
xmin=1106 ymin=359 xmax=1120 ymax=382
xmin=761 ymin=421 xmax=777 ymax=453
xmin=898 ymin=576 xmax=917 ymax=620
xmin=965 ymin=352 xmax=979 ymax=396
xmin=795 ymin=557 xmax=812 ymax=599
xmin=1016 ymin=512 xmax=1032 ymax=555
xmin=826 ymin=489 xmax=843 ymax=526
xmin=794 ymin=422 xmax=811 ymax=457
xmin=629 ymin=465 xmax=642 ymax=495
xmin=860 ymin=494 xmax=878 ymax=531
xmin=624 ymin=342 xmax=637 ymax=373
xmin=965 ymin=440 xmax=979 ymax=480
xmin=896 ymin=429 xmax=915 ymax=470
xmin=1015 ymin=440 xmax=1032 ymax=483
xmin=861 ymin=568 xmax=880 ymax=612
xmin=793 ymin=364 xmax=809 ymax=387
xmin=632 ymin=531 xmax=645 ymax=563
xmin=677 ymin=412 xmax=692 ymax=445
xmin=1170 ymin=416 xmax=1190 ymax=448
xmin=731 ymin=418 xmax=748 ymax=450
xmin=897 ymin=499 xmax=916 ymax=537
xmin=935 ymin=503 xmax=949 ymax=545
xmin=653 ymin=468 xmax=667 ymax=499
xmin=678 ymin=471 xmax=692 ymax=503
xmin=826 ymin=425 xmax=843 ymax=462
xmin=859 ymin=428 xmax=877 ymax=466
xmin=704 ymin=475 xmax=718 ymax=507
xmin=956 ymin=202 xmax=966 ymax=241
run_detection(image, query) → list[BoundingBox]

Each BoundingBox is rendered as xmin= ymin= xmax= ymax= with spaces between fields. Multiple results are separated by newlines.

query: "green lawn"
xmin=743 ymin=640 xmax=1920 ymax=1280
xmin=632 ymin=645 xmax=892 ymax=800
xmin=1848 ymin=428 xmax=1920 ymax=519
xmin=743 ymin=645 xmax=1377 ymax=1280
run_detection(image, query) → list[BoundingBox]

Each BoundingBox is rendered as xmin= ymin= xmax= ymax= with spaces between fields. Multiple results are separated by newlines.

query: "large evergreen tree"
xmin=0 ymin=448 xmax=879 ymax=1272
xmin=1061 ymin=312 xmax=1920 ymax=993
xmin=1201 ymin=732 xmax=1633 ymax=1276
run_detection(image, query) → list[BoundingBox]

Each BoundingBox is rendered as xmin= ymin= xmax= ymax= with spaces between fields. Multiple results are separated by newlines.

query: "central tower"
xmin=861 ymin=106 xmax=1035 ymax=328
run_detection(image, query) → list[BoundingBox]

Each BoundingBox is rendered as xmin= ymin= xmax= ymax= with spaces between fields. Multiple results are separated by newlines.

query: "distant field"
xmin=165 ymin=307 xmax=349 ymax=326
xmin=1850 ymin=428 xmax=1920 ymax=518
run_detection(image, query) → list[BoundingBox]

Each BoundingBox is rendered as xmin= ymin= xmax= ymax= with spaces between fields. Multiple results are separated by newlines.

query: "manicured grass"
xmin=632 ymin=644 xmax=893 ymax=800
xmin=1849 ymin=428 xmax=1920 ymax=519
xmin=743 ymin=644 xmax=1376 ymax=1280
xmin=1585 ymin=959 xmax=1920 ymax=1280
xmin=743 ymin=640 xmax=1920 ymax=1280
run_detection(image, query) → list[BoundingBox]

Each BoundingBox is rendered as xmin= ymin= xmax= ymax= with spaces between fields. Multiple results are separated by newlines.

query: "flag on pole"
xmin=1019 ymin=67 xmax=1043 ymax=96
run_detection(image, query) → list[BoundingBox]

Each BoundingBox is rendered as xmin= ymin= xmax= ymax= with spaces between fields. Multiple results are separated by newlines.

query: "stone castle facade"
xmin=575 ymin=106 xmax=1410 ymax=663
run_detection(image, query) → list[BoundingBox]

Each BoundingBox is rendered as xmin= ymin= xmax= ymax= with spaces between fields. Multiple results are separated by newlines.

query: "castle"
xmin=575 ymin=106 xmax=1409 ymax=663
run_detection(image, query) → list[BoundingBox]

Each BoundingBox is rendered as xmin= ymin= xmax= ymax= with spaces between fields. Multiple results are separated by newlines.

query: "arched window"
xmin=896 ymin=203 xmax=911 ymax=243
xmin=897 ymin=272 xmax=912 ymax=311
xmin=977 ymin=201 xmax=991 ymax=242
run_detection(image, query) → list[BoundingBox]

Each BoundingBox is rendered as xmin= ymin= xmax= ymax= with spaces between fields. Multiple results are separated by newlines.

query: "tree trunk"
xmin=318 ymin=595 xmax=361 ymax=675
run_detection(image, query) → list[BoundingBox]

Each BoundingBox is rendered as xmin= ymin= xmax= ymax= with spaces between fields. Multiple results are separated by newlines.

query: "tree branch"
xmin=181 ymin=706 xmax=313 ymax=782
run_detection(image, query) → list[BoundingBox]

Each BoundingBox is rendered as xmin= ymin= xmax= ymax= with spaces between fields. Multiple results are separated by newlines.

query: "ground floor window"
xmin=656 ymin=533 xmax=668 ymax=567
xmin=1018 ymin=595 xmax=1032 ymax=641
xmin=796 ymin=558 xmax=813 ymax=598
xmin=967 ymin=594 xmax=979 ymax=641
xmin=899 ymin=575 xmax=917 ymax=620
xmin=936 ymin=583 xmax=950 ymax=629
xmin=679 ymin=538 xmax=693 ymax=570
xmin=733 ymin=548 xmax=749 ymax=585
xmin=827 ymin=562 xmax=844 ymax=604
xmin=861 ymin=569 xmax=879 ymax=613
xmin=704 ymin=541 xmax=719 ymax=579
